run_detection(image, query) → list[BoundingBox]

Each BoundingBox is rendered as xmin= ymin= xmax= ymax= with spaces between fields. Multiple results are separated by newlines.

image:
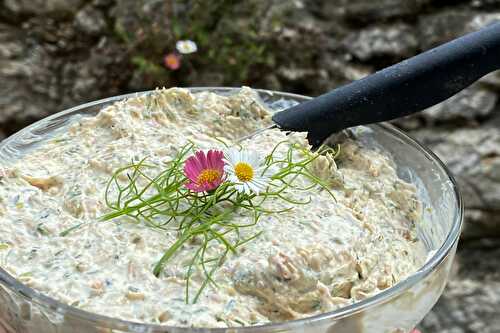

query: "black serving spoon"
xmin=270 ymin=21 xmax=500 ymax=147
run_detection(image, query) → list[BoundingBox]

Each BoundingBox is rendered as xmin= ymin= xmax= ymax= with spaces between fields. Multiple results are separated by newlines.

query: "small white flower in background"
xmin=224 ymin=148 xmax=270 ymax=194
xmin=176 ymin=40 xmax=198 ymax=54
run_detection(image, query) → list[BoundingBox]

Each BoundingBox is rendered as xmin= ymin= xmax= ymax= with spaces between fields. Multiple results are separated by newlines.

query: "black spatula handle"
xmin=272 ymin=22 xmax=500 ymax=147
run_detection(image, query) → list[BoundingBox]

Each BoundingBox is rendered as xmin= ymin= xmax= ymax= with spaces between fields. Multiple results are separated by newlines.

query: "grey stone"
xmin=0 ymin=24 xmax=25 ymax=58
xmin=325 ymin=58 xmax=373 ymax=82
xmin=344 ymin=24 xmax=418 ymax=61
xmin=58 ymin=37 xmax=130 ymax=104
xmin=421 ymin=239 xmax=500 ymax=333
xmin=111 ymin=0 xmax=170 ymax=42
xmin=0 ymin=24 xmax=55 ymax=128
xmin=75 ymin=5 xmax=107 ymax=36
xmin=467 ymin=12 xmax=500 ymax=30
xmin=471 ymin=0 xmax=500 ymax=8
xmin=319 ymin=0 xmax=432 ymax=22
xmin=418 ymin=11 xmax=473 ymax=49
xmin=3 ymin=0 xmax=84 ymax=16
xmin=393 ymin=81 xmax=499 ymax=131
xmin=463 ymin=209 xmax=500 ymax=239
xmin=0 ymin=12 xmax=129 ymax=136
xmin=0 ymin=28 xmax=24 ymax=59
xmin=481 ymin=72 xmax=500 ymax=90
xmin=410 ymin=126 xmax=500 ymax=238
xmin=93 ymin=0 xmax=114 ymax=7
xmin=390 ymin=115 xmax=424 ymax=131
xmin=418 ymin=11 xmax=500 ymax=49
xmin=420 ymin=84 xmax=498 ymax=123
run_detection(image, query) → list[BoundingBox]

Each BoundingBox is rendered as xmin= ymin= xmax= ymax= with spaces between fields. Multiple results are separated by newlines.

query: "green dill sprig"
xmin=65 ymin=139 xmax=338 ymax=303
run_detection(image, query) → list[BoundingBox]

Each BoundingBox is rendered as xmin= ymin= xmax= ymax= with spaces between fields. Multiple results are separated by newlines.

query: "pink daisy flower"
xmin=184 ymin=150 xmax=225 ymax=192
xmin=164 ymin=52 xmax=181 ymax=70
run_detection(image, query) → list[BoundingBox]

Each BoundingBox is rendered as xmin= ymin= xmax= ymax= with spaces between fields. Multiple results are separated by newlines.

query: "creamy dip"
xmin=0 ymin=88 xmax=426 ymax=328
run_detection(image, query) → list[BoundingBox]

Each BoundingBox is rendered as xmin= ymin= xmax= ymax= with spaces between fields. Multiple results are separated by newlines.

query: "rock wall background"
xmin=1 ymin=0 xmax=499 ymax=331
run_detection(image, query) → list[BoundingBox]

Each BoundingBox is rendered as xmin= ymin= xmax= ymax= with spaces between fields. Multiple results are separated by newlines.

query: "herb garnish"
xmin=66 ymin=140 xmax=338 ymax=303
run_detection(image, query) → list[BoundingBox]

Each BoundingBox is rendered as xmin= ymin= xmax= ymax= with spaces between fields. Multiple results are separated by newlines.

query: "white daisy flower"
xmin=175 ymin=40 xmax=198 ymax=54
xmin=224 ymin=148 xmax=270 ymax=194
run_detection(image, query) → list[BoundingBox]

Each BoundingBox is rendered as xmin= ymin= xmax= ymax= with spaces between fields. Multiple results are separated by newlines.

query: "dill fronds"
xmin=64 ymin=139 xmax=339 ymax=303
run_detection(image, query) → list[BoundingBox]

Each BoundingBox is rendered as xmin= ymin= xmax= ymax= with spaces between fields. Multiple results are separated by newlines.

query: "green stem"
xmin=153 ymin=231 xmax=192 ymax=277
xmin=100 ymin=193 xmax=164 ymax=221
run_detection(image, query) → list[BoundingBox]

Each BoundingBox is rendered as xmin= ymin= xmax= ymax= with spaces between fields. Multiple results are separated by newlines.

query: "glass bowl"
xmin=0 ymin=88 xmax=463 ymax=333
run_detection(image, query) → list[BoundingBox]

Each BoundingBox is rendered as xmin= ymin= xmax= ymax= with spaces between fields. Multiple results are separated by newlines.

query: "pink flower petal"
xmin=209 ymin=150 xmax=222 ymax=170
xmin=207 ymin=150 xmax=215 ymax=169
xmin=183 ymin=164 xmax=193 ymax=176
xmin=205 ymin=150 xmax=212 ymax=169
xmin=198 ymin=150 xmax=209 ymax=169
xmin=187 ymin=155 xmax=200 ymax=172
xmin=215 ymin=151 xmax=225 ymax=167
xmin=183 ymin=149 xmax=226 ymax=192
xmin=188 ymin=161 xmax=200 ymax=174
xmin=183 ymin=158 xmax=200 ymax=182
xmin=184 ymin=170 xmax=196 ymax=182
xmin=185 ymin=182 xmax=203 ymax=192
xmin=164 ymin=53 xmax=181 ymax=70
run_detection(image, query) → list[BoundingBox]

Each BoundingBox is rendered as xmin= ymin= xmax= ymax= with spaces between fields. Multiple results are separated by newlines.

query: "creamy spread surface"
xmin=0 ymin=88 xmax=426 ymax=328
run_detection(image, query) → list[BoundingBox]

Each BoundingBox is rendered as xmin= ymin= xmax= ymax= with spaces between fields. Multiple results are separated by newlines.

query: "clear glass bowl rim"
xmin=0 ymin=87 xmax=464 ymax=332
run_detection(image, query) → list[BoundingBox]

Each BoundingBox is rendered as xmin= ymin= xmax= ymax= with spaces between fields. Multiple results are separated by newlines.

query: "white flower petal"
xmin=223 ymin=148 xmax=236 ymax=164
xmin=254 ymin=181 xmax=267 ymax=191
xmin=243 ymin=183 xmax=253 ymax=194
xmin=247 ymin=182 xmax=261 ymax=194
xmin=238 ymin=182 xmax=248 ymax=194
xmin=176 ymin=40 xmax=198 ymax=54
xmin=234 ymin=183 xmax=245 ymax=193
xmin=252 ymin=177 xmax=267 ymax=186
xmin=249 ymin=152 xmax=260 ymax=166
xmin=239 ymin=150 xmax=247 ymax=164
xmin=222 ymin=147 xmax=271 ymax=195
xmin=228 ymin=174 xmax=239 ymax=183
xmin=230 ymin=148 xmax=239 ymax=158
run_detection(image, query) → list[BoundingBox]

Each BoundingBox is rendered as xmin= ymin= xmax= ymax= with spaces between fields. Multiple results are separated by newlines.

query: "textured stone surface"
xmin=0 ymin=4 xmax=130 ymax=136
xmin=3 ymin=0 xmax=84 ymax=16
xmin=0 ymin=0 xmax=500 ymax=331
xmin=344 ymin=24 xmax=418 ymax=61
xmin=482 ymin=71 xmax=500 ymax=89
xmin=418 ymin=11 xmax=500 ymax=49
xmin=421 ymin=239 xmax=500 ymax=333
xmin=318 ymin=0 xmax=432 ymax=22
xmin=471 ymin=0 xmax=500 ymax=8
xmin=420 ymin=83 xmax=498 ymax=124
xmin=408 ymin=122 xmax=500 ymax=240
xmin=75 ymin=5 xmax=107 ymax=36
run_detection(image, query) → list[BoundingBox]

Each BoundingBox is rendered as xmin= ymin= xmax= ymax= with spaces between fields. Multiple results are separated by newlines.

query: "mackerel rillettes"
xmin=0 ymin=88 xmax=426 ymax=328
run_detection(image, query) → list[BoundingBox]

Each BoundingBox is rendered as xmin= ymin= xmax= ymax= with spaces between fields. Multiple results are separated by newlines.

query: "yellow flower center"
xmin=197 ymin=169 xmax=221 ymax=184
xmin=234 ymin=162 xmax=254 ymax=182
